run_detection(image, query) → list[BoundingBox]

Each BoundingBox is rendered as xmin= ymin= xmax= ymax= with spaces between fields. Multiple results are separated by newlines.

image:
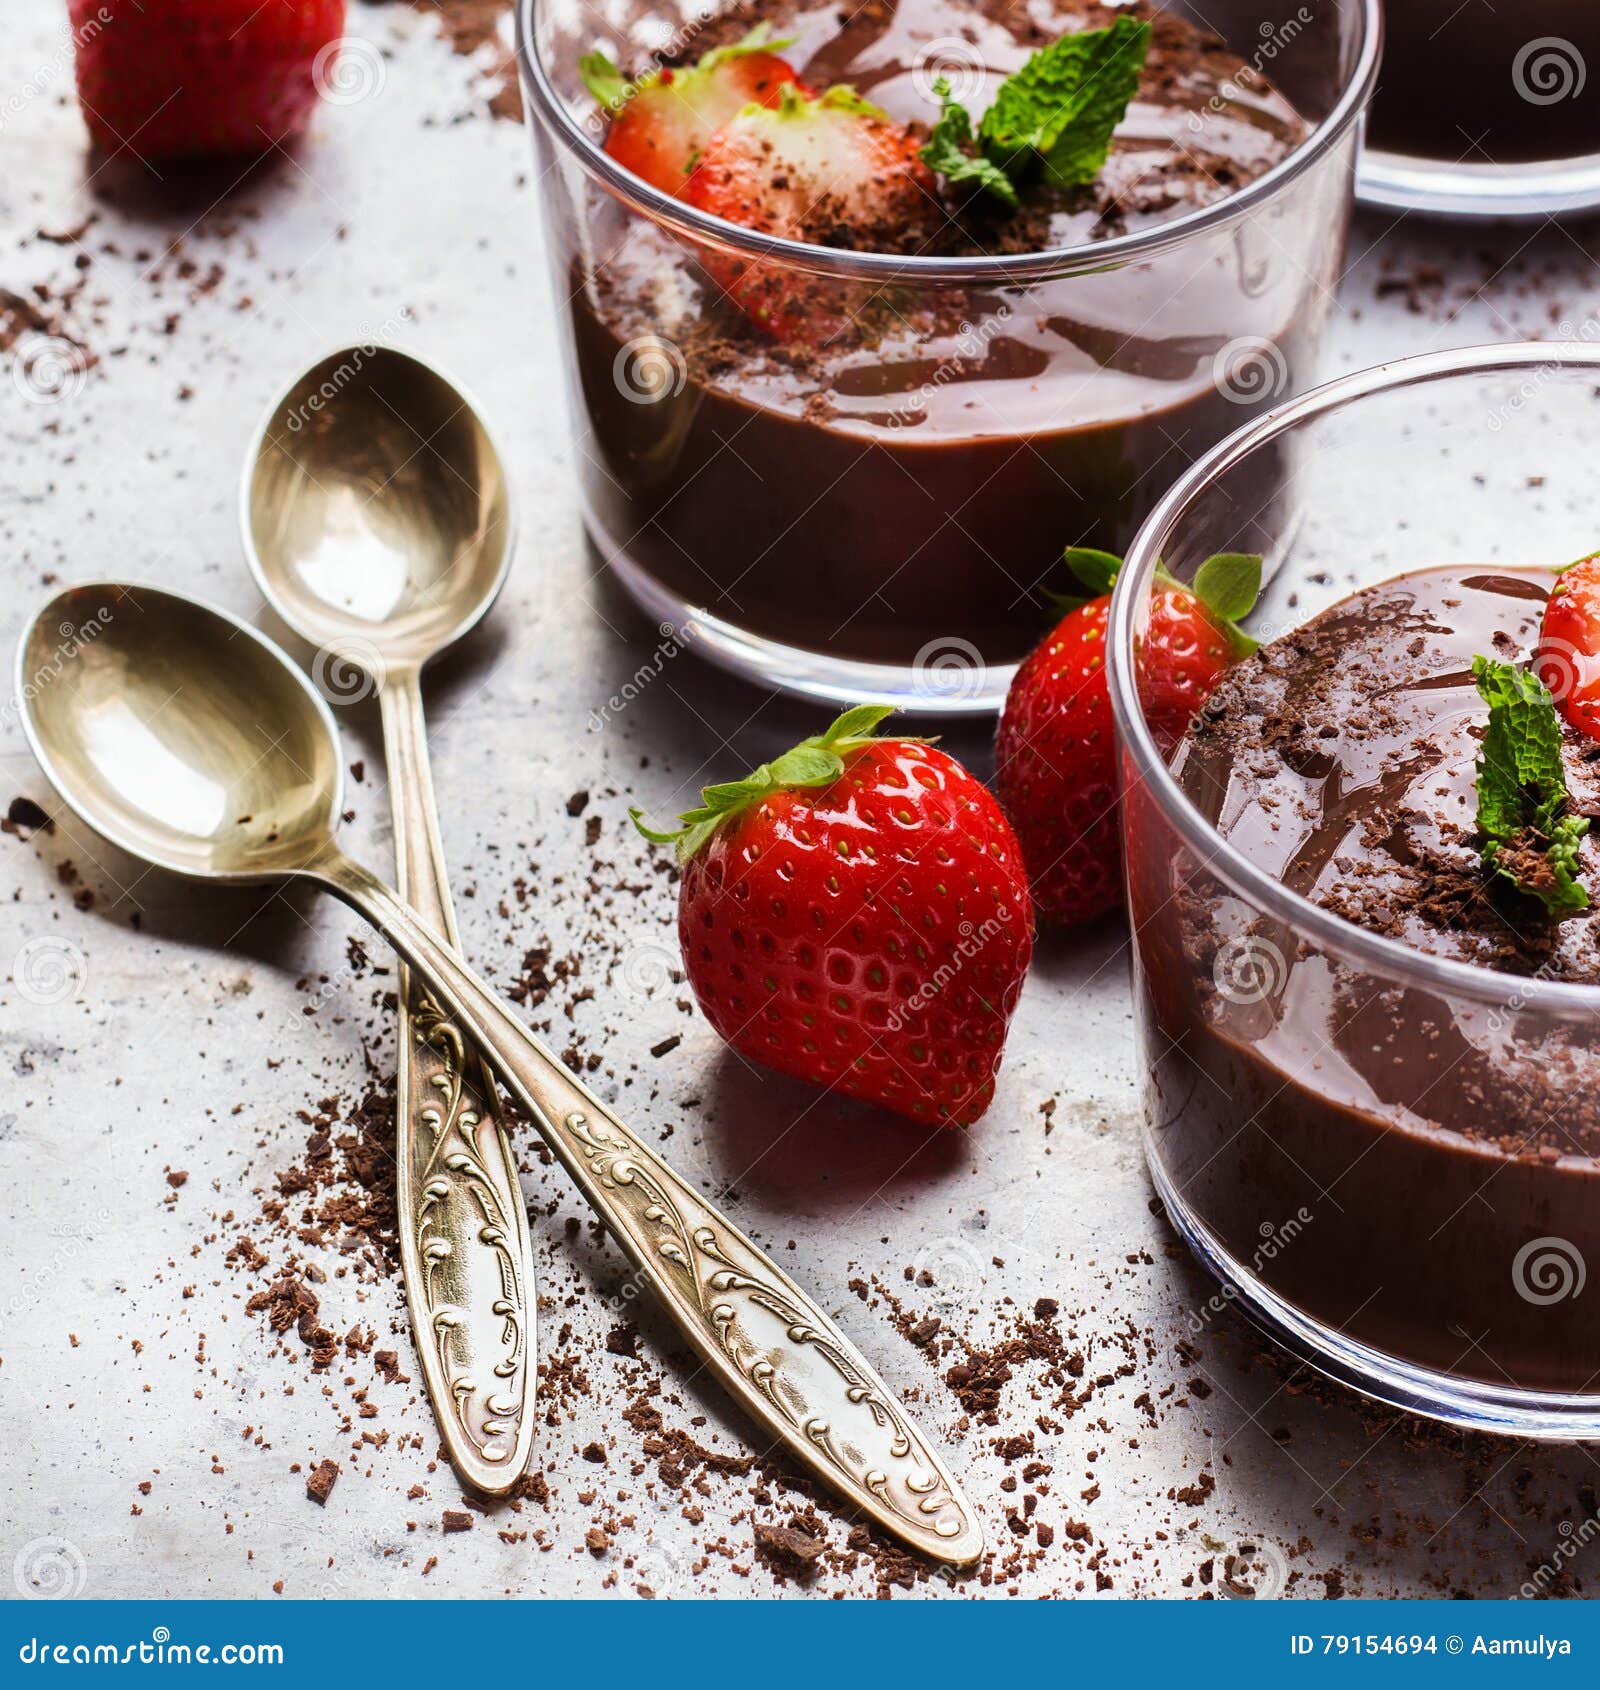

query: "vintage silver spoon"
xmin=241 ymin=345 xmax=534 ymax=1495
xmin=17 ymin=582 xmax=983 ymax=1566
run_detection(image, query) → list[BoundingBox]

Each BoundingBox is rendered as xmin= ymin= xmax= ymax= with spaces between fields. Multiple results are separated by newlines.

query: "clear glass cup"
xmin=1359 ymin=4 xmax=1600 ymax=217
xmin=1108 ymin=342 xmax=1600 ymax=1437
xmin=516 ymin=0 xmax=1379 ymax=713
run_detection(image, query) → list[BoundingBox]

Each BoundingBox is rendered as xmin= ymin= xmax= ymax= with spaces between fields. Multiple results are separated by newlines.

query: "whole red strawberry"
xmin=995 ymin=547 xmax=1260 ymax=926
xmin=69 ymin=0 xmax=347 ymax=163
xmin=1536 ymin=551 xmax=1600 ymax=740
xmin=634 ymin=706 xmax=1033 ymax=1127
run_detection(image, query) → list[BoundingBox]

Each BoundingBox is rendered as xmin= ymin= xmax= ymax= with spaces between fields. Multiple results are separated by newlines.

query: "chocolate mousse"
xmin=1134 ymin=565 xmax=1600 ymax=1394
xmin=1369 ymin=1 xmax=1600 ymax=167
xmin=561 ymin=0 xmax=1316 ymax=671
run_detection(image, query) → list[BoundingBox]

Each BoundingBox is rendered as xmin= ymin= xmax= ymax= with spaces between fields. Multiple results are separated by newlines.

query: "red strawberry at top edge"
xmin=581 ymin=25 xmax=810 ymax=198
xmin=633 ymin=705 xmax=1033 ymax=1128
xmin=69 ymin=0 xmax=347 ymax=164
xmin=685 ymin=85 xmax=941 ymax=341
xmin=995 ymin=547 xmax=1260 ymax=927
xmin=1536 ymin=551 xmax=1600 ymax=740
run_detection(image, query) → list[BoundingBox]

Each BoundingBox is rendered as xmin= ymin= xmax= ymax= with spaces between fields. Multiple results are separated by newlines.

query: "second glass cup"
xmin=518 ymin=0 xmax=1379 ymax=711
xmin=1109 ymin=343 xmax=1600 ymax=1437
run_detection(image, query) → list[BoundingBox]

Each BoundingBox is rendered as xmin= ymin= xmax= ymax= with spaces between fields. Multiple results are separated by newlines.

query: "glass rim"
xmin=1107 ymin=339 xmax=1600 ymax=1016
xmin=514 ymin=0 xmax=1382 ymax=283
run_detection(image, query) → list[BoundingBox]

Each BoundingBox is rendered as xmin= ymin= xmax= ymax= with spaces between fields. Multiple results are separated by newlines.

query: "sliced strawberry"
xmin=996 ymin=547 xmax=1260 ymax=926
xmin=1536 ymin=552 xmax=1600 ymax=741
xmin=581 ymin=26 xmax=808 ymax=198
xmin=684 ymin=85 xmax=941 ymax=340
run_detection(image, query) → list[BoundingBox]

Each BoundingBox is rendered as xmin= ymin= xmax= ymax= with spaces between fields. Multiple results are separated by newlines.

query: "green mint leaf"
xmin=919 ymin=79 xmax=1020 ymax=208
xmin=1544 ymin=813 xmax=1592 ymax=915
xmin=977 ymin=16 xmax=1150 ymax=189
xmin=1472 ymin=655 xmax=1591 ymax=917
xmin=1192 ymin=553 xmax=1262 ymax=624
xmin=1063 ymin=546 xmax=1123 ymax=597
xmin=579 ymin=50 xmax=633 ymax=112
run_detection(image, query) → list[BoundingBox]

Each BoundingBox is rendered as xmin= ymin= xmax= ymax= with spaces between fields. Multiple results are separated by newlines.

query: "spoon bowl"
xmin=17 ymin=583 xmax=343 ymax=883
xmin=241 ymin=345 xmax=514 ymax=667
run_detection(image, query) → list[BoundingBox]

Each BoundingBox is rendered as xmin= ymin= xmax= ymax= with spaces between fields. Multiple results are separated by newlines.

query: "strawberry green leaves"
xmin=1191 ymin=553 xmax=1262 ymax=626
xmin=580 ymin=22 xmax=794 ymax=111
xmin=1472 ymin=655 xmax=1591 ymax=917
xmin=1045 ymin=546 xmax=1262 ymax=648
xmin=632 ymin=704 xmax=902 ymax=862
xmin=918 ymin=17 xmax=1151 ymax=206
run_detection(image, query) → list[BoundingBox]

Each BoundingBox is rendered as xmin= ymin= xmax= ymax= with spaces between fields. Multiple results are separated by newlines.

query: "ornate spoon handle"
xmin=318 ymin=846 xmax=983 ymax=1565
xmin=379 ymin=674 xmax=537 ymax=1495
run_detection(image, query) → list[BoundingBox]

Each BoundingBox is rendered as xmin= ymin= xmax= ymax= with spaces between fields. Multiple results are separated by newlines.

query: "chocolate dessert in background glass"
xmin=1108 ymin=343 xmax=1600 ymax=1434
xmin=1360 ymin=2 xmax=1600 ymax=217
xmin=517 ymin=0 xmax=1378 ymax=711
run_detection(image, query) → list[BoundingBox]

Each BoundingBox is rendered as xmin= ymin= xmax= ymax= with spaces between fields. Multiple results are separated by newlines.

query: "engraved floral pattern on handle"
xmin=324 ymin=851 xmax=981 ymax=1563
xmin=401 ymin=991 xmax=531 ymax=1474
xmin=560 ymin=1107 xmax=978 ymax=1558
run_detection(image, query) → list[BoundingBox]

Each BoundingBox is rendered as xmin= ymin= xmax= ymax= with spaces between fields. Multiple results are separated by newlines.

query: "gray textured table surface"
xmin=5 ymin=2 xmax=1600 ymax=1603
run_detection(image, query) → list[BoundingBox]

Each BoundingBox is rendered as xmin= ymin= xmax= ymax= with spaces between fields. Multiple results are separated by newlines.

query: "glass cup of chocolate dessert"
xmin=1360 ymin=3 xmax=1600 ymax=218
xmin=1108 ymin=341 xmax=1600 ymax=1436
xmin=516 ymin=0 xmax=1379 ymax=712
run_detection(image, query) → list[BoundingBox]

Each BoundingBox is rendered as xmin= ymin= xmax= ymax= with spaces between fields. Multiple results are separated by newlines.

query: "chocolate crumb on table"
xmin=306 ymin=1459 xmax=340 ymax=1505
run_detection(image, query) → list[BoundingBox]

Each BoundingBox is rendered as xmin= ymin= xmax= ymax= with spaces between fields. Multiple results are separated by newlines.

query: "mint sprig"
xmin=1472 ymin=655 xmax=1591 ymax=917
xmin=632 ymin=704 xmax=903 ymax=863
xmin=921 ymin=78 xmax=1020 ymax=208
xmin=918 ymin=16 xmax=1151 ymax=207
